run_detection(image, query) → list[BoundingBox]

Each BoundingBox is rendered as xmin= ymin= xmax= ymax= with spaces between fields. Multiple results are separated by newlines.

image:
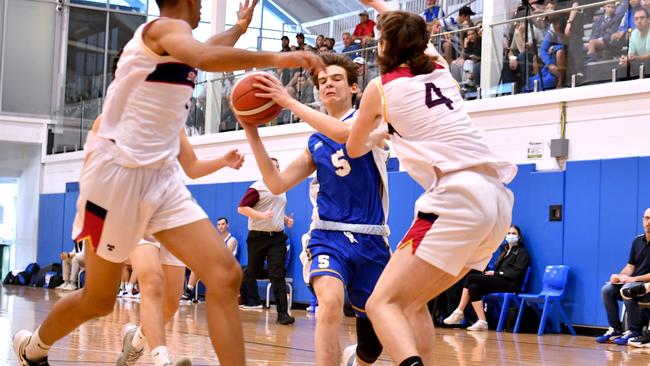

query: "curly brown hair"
xmin=377 ymin=11 xmax=433 ymax=76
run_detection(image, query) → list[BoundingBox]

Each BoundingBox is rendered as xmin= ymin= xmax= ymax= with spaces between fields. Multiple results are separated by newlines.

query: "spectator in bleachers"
xmin=318 ymin=45 xmax=331 ymax=54
xmin=610 ymin=0 xmax=642 ymax=51
xmin=353 ymin=10 xmax=376 ymax=47
xmin=441 ymin=6 xmax=476 ymax=64
xmin=316 ymin=34 xmax=325 ymax=49
xmin=56 ymin=240 xmax=85 ymax=291
xmin=443 ymin=225 xmax=530 ymax=331
xmin=280 ymin=35 xmax=290 ymax=52
xmin=296 ymin=33 xmax=306 ymax=50
xmin=288 ymin=72 xmax=315 ymax=105
xmin=342 ymin=32 xmax=362 ymax=59
xmin=596 ymin=208 xmax=650 ymax=345
xmin=620 ymin=8 xmax=650 ymax=68
xmin=219 ymin=73 xmax=237 ymax=132
xmin=586 ymin=3 xmax=622 ymax=62
xmin=422 ymin=0 xmax=444 ymax=22
xmin=539 ymin=13 xmax=569 ymax=88
xmin=462 ymin=28 xmax=482 ymax=89
xmin=324 ymin=37 xmax=336 ymax=51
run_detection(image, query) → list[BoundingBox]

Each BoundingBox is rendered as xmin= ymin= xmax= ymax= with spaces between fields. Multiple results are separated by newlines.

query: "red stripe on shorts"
xmin=74 ymin=201 xmax=108 ymax=252
xmin=398 ymin=212 xmax=438 ymax=254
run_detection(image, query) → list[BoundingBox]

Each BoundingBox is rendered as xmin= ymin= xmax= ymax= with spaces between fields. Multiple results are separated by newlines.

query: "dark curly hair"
xmin=377 ymin=10 xmax=433 ymax=76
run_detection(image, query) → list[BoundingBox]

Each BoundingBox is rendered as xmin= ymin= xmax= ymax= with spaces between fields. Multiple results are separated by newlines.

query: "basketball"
xmin=230 ymin=71 xmax=283 ymax=126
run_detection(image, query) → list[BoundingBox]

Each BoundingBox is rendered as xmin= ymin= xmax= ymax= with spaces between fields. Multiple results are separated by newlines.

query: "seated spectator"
xmin=620 ymin=8 xmax=650 ymax=68
xmin=539 ymin=13 xmax=569 ymax=88
xmin=586 ymin=3 xmax=620 ymax=62
xmin=621 ymin=281 xmax=650 ymax=347
xmin=353 ymin=10 xmax=376 ymax=47
xmin=443 ymin=225 xmax=530 ymax=331
xmin=279 ymin=35 xmax=290 ymax=52
xmin=182 ymin=217 xmax=238 ymax=301
xmin=421 ymin=0 xmax=444 ymax=22
xmin=342 ymin=32 xmax=362 ymax=59
xmin=462 ymin=28 xmax=482 ymax=89
xmin=56 ymin=240 xmax=85 ymax=291
xmin=324 ymin=37 xmax=336 ymax=51
xmin=596 ymin=208 xmax=650 ymax=345
xmin=318 ymin=45 xmax=331 ymax=54
xmin=441 ymin=6 xmax=476 ymax=64
xmin=610 ymin=0 xmax=642 ymax=52
xmin=315 ymin=34 xmax=325 ymax=49
xmin=288 ymin=72 xmax=315 ymax=105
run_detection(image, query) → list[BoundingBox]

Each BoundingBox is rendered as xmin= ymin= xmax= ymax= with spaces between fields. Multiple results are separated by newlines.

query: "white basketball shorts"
xmin=137 ymin=237 xmax=185 ymax=267
xmin=72 ymin=151 xmax=207 ymax=263
xmin=397 ymin=168 xmax=514 ymax=276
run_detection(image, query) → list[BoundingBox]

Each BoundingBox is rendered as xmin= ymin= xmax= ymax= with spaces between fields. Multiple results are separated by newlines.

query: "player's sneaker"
xmin=613 ymin=330 xmax=641 ymax=345
xmin=628 ymin=330 xmax=650 ymax=348
xmin=342 ymin=344 xmax=359 ymax=366
xmin=164 ymin=357 xmax=193 ymax=366
xmin=239 ymin=303 xmax=263 ymax=310
xmin=116 ymin=324 xmax=144 ymax=366
xmin=13 ymin=330 xmax=49 ymax=366
xmin=596 ymin=327 xmax=623 ymax=343
xmin=55 ymin=282 xmax=69 ymax=290
xmin=277 ymin=312 xmax=295 ymax=325
xmin=467 ymin=320 xmax=488 ymax=331
xmin=621 ymin=283 xmax=648 ymax=299
xmin=443 ymin=309 xmax=464 ymax=325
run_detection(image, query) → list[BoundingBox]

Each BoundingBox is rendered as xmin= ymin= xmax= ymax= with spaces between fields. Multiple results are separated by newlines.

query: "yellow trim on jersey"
xmin=310 ymin=268 xmax=344 ymax=280
xmin=351 ymin=304 xmax=367 ymax=314
xmin=397 ymin=238 xmax=413 ymax=250
xmin=306 ymin=247 xmax=313 ymax=262
xmin=375 ymin=77 xmax=389 ymax=123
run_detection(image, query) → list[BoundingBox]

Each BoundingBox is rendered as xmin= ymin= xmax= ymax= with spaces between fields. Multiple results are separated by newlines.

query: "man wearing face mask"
xmin=443 ymin=225 xmax=530 ymax=331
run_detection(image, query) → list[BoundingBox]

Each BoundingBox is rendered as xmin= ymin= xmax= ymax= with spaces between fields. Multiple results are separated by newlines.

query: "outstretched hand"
xmin=358 ymin=0 xmax=394 ymax=13
xmin=236 ymin=0 xmax=258 ymax=32
xmin=276 ymin=51 xmax=325 ymax=76
xmin=254 ymin=74 xmax=294 ymax=108
xmin=222 ymin=149 xmax=245 ymax=169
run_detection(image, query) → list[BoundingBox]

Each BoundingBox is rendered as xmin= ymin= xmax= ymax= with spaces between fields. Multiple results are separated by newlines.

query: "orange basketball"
xmin=230 ymin=71 xmax=283 ymax=126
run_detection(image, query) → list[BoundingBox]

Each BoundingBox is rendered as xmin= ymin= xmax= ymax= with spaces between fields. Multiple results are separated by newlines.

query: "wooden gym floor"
xmin=1 ymin=285 xmax=648 ymax=365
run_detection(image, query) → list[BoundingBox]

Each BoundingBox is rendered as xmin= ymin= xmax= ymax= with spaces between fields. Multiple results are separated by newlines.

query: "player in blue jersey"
xmin=242 ymin=53 xmax=389 ymax=366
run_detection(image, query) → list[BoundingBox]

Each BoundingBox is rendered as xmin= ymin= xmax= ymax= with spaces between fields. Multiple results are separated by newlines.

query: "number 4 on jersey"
xmin=425 ymin=82 xmax=454 ymax=110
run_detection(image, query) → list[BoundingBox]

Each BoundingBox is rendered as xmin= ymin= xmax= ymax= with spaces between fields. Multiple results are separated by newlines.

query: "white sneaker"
xmin=116 ymin=324 xmax=144 ymax=366
xmin=341 ymin=344 xmax=359 ymax=366
xmin=467 ymin=320 xmax=488 ymax=331
xmin=164 ymin=357 xmax=193 ymax=366
xmin=64 ymin=283 xmax=77 ymax=291
xmin=443 ymin=309 xmax=464 ymax=325
xmin=55 ymin=282 xmax=69 ymax=290
xmin=13 ymin=330 xmax=49 ymax=365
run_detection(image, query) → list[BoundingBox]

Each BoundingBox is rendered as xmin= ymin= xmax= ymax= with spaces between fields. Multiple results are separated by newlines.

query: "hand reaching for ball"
xmin=253 ymin=74 xmax=294 ymax=108
xmin=275 ymin=51 xmax=325 ymax=75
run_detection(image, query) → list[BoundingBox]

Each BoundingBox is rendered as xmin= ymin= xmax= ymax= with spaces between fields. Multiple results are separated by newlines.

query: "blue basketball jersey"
xmin=307 ymin=110 xmax=385 ymax=226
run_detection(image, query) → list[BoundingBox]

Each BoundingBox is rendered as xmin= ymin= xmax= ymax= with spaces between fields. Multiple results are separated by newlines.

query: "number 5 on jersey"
xmin=331 ymin=149 xmax=351 ymax=177
xmin=318 ymin=255 xmax=330 ymax=269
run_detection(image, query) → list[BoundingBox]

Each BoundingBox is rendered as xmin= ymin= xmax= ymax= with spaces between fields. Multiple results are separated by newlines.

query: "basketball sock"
xmin=125 ymin=283 xmax=134 ymax=294
xmin=187 ymin=285 xmax=194 ymax=291
xmin=131 ymin=326 xmax=147 ymax=351
xmin=25 ymin=328 xmax=51 ymax=361
xmin=399 ymin=356 xmax=424 ymax=366
xmin=151 ymin=345 xmax=171 ymax=366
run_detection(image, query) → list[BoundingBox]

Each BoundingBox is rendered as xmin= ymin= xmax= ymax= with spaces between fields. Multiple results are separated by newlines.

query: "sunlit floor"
xmin=0 ymin=285 xmax=648 ymax=365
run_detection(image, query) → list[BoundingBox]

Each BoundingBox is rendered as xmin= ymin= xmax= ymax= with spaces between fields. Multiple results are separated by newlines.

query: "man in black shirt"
xmin=596 ymin=208 xmax=650 ymax=345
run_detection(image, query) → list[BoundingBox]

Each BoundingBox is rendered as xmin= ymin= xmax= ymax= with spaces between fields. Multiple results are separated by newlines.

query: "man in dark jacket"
xmin=586 ymin=3 xmax=623 ymax=62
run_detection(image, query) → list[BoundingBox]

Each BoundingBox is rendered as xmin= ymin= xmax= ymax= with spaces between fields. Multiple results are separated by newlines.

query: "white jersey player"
xmin=342 ymin=2 xmax=518 ymax=366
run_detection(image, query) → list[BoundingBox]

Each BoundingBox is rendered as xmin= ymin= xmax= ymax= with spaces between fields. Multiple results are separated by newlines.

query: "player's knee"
xmin=316 ymin=294 xmax=344 ymax=325
xmin=80 ymin=291 xmax=116 ymax=317
xmin=139 ymin=272 xmax=165 ymax=299
xmin=204 ymin=263 xmax=242 ymax=294
xmin=356 ymin=317 xmax=383 ymax=363
xmin=365 ymin=293 xmax=383 ymax=321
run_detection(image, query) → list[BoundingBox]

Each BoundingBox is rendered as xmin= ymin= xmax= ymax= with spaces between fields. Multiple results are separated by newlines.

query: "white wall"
xmin=0 ymin=142 xmax=41 ymax=271
xmin=40 ymin=79 xmax=650 ymax=194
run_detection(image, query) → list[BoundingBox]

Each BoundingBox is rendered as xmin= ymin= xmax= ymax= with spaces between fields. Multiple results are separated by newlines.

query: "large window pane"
xmin=65 ymin=8 xmax=107 ymax=109
xmin=110 ymin=0 xmax=146 ymax=14
xmin=2 ymin=0 xmax=55 ymax=116
xmin=106 ymin=12 xmax=146 ymax=82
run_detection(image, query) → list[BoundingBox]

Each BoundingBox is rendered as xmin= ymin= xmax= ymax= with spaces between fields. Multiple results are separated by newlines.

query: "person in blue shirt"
xmin=421 ymin=0 xmax=444 ymax=22
xmin=242 ymin=53 xmax=390 ymax=366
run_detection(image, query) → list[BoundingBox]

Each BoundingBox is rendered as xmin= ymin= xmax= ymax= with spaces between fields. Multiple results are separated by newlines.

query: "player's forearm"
xmin=205 ymin=23 xmax=246 ymax=47
xmin=183 ymin=157 xmax=227 ymax=179
xmin=244 ymin=128 xmax=290 ymax=194
xmin=197 ymin=48 xmax=282 ymax=72
xmin=286 ymin=99 xmax=350 ymax=143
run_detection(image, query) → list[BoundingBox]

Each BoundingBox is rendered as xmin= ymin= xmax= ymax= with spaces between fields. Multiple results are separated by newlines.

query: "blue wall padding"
xmin=35 ymin=156 xmax=650 ymax=327
xmin=37 ymin=194 xmax=65 ymax=265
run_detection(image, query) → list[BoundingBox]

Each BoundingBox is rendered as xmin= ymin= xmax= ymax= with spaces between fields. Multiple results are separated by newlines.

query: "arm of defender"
xmin=148 ymin=19 xmax=324 ymax=73
xmin=241 ymin=123 xmax=316 ymax=195
xmin=177 ymin=130 xmax=244 ymax=179
xmin=347 ymin=81 xmax=383 ymax=158
xmin=205 ymin=0 xmax=257 ymax=47
xmin=359 ymin=0 xmax=395 ymax=14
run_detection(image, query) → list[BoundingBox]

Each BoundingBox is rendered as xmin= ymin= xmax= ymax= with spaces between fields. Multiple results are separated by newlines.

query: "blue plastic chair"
xmin=484 ymin=266 xmax=532 ymax=332
xmin=514 ymin=265 xmax=576 ymax=336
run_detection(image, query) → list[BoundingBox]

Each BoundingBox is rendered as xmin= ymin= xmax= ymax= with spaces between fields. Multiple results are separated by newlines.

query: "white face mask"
xmin=505 ymin=234 xmax=519 ymax=244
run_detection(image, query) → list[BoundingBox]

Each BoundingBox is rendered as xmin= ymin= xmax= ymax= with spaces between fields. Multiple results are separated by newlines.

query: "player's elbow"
xmin=346 ymin=145 xmax=363 ymax=159
xmin=331 ymin=132 xmax=348 ymax=145
xmin=237 ymin=206 xmax=247 ymax=216
xmin=266 ymin=182 xmax=286 ymax=196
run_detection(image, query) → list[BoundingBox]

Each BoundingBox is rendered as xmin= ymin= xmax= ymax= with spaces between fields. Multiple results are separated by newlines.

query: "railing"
xmin=45 ymin=0 xmax=649 ymax=155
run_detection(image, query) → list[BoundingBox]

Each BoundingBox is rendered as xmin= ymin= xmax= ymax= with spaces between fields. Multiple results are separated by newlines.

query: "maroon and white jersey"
xmin=98 ymin=19 xmax=197 ymax=167
xmin=377 ymin=64 xmax=517 ymax=189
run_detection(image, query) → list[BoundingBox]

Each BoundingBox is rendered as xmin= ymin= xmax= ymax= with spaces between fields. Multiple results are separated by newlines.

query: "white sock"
xmin=131 ymin=326 xmax=146 ymax=351
xmin=120 ymin=281 xmax=127 ymax=291
xmin=187 ymin=285 xmax=194 ymax=291
xmin=151 ymin=345 xmax=171 ymax=366
xmin=126 ymin=283 xmax=134 ymax=294
xmin=25 ymin=328 xmax=51 ymax=361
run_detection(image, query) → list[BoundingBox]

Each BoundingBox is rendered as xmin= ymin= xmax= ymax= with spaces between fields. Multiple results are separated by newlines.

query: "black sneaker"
xmin=277 ymin=312 xmax=295 ymax=325
xmin=621 ymin=284 xmax=648 ymax=299
xmin=181 ymin=287 xmax=194 ymax=301
xmin=629 ymin=330 xmax=650 ymax=348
